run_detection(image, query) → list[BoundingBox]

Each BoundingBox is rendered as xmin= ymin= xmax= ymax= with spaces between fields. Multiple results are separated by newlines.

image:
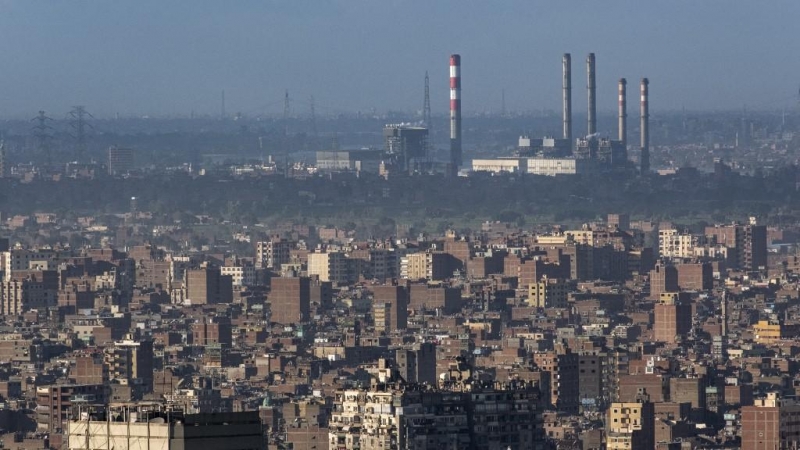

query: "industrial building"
xmin=471 ymin=157 xmax=594 ymax=176
xmin=383 ymin=124 xmax=429 ymax=172
xmin=315 ymin=149 xmax=383 ymax=172
xmin=472 ymin=53 xmax=649 ymax=176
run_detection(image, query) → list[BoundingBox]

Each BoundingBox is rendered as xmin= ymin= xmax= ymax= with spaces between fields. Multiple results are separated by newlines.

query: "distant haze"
xmin=0 ymin=0 xmax=798 ymax=118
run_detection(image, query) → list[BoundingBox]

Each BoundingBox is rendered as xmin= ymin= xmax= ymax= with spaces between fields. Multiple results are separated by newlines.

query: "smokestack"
xmin=618 ymin=78 xmax=627 ymax=146
xmin=640 ymin=78 xmax=650 ymax=173
xmin=562 ymin=53 xmax=572 ymax=145
xmin=587 ymin=53 xmax=596 ymax=136
xmin=449 ymin=54 xmax=462 ymax=177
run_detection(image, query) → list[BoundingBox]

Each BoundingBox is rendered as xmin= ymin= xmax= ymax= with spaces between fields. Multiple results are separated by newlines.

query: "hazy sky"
xmin=0 ymin=0 xmax=798 ymax=118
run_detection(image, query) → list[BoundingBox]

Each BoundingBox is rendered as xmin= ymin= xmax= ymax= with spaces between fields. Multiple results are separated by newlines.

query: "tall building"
xmin=740 ymin=223 xmax=767 ymax=271
xmin=255 ymin=237 xmax=293 ymax=269
xmin=66 ymin=408 xmax=264 ymax=450
xmin=653 ymin=292 xmax=692 ymax=343
xmin=192 ymin=316 xmax=233 ymax=347
xmin=658 ymin=229 xmax=698 ymax=259
xmin=675 ymin=262 xmax=713 ymax=291
xmin=527 ymin=276 xmax=570 ymax=308
xmin=649 ymin=264 xmax=678 ymax=300
xmin=396 ymin=342 xmax=437 ymax=385
xmin=104 ymin=336 xmax=154 ymax=396
xmin=741 ymin=392 xmax=800 ymax=450
xmin=269 ymin=276 xmax=310 ymax=325
xmin=107 ymin=146 xmax=135 ymax=175
xmin=372 ymin=284 xmax=408 ymax=333
xmin=606 ymin=391 xmax=655 ymax=450
xmin=185 ymin=265 xmax=232 ymax=305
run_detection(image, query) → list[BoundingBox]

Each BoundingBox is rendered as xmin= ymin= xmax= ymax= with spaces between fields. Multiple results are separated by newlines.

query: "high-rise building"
xmin=606 ymin=391 xmax=655 ymax=450
xmin=741 ymin=392 xmax=800 ymax=450
xmin=185 ymin=265 xmax=232 ymax=305
xmin=192 ymin=316 xmax=233 ymax=347
xmin=104 ymin=336 xmax=154 ymax=396
xmin=107 ymin=146 xmax=135 ymax=175
xmin=372 ymin=284 xmax=408 ymax=333
xmin=527 ymin=276 xmax=570 ymax=308
xmin=255 ymin=237 xmax=293 ymax=269
xmin=396 ymin=342 xmax=437 ymax=385
xmin=658 ymin=229 xmax=698 ymax=259
xmin=649 ymin=264 xmax=678 ymax=300
xmin=654 ymin=292 xmax=692 ymax=343
xmin=675 ymin=262 xmax=713 ymax=291
xmin=269 ymin=276 xmax=310 ymax=325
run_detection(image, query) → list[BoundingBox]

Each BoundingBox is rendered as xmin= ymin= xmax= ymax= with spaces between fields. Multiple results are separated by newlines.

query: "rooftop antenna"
xmin=31 ymin=110 xmax=54 ymax=167
xmin=423 ymin=71 xmax=432 ymax=130
xmin=501 ymin=88 xmax=506 ymax=117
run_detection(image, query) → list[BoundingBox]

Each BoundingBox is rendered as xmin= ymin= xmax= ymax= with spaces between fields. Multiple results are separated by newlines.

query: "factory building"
xmin=472 ymin=157 xmax=594 ymax=176
xmin=472 ymin=53 xmax=648 ymax=175
xmin=383 ymin=124 xmax=429 ymax=172
xmin=315 ymin=149 xmax=383 ymax=172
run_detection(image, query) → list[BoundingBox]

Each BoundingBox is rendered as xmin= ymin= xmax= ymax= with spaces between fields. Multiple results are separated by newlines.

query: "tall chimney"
xmin=562 ymin=53 xmax=572 ymax=146
xmin=640 ymin=78 xmax=650 ymax=173
xmin=449 ymin=54 xmax=462 ymax=177
xmin=587 ymin=53 xmax=596 ymax=136
xmin=618 ymin=78 xmax=627 ymax=146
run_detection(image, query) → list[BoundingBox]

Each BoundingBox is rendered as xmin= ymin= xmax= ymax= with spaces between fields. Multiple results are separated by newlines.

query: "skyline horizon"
xmin=1 ymin=2 xmax=799 ymax=118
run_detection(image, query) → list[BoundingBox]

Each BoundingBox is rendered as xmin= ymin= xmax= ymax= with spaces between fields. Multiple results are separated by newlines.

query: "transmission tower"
xmin=423 ymin=71 xmax=432 ymax=128
xmin=31 ymin=110 xmax=54 ymax=167
xmin=283 ymin=90 xmax=290 ymax=176
xmin=68 ymin=106 xmax=93 ymax=161
xmin=309 ymin=95 xmax=319 ymax=150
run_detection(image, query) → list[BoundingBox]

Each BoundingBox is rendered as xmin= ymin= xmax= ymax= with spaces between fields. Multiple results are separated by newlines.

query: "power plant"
xmin=474 ymin=52 xmax=650 ymax=175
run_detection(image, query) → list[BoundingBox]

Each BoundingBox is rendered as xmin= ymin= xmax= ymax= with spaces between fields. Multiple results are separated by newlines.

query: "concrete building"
xmin=658 ymin=229 xmax=698 ymax=259
xmin=308 ymin=251 xmax=355 ymax=285
xmin=316 ymin=149 xmax=383 ymax=172
xmin=396 ymin=343 xmax=437 ymax=385
xmin=104 ymin=336 xmax=154 ymax=396
xmin=255 ymin=237 xmax=293 ymax=270
xmin=185 ymin=265 xmax=232 ymax=305
xmin=269 ymin=276 xmax=310 ymax=325
xmin=107 ymin=146 xmax=135 ymax=175
xmin=653 ymin=293 xmax=692 ymax=343
xmin=329 ymin=359 xmax=543 ymax=450
xmin=66 ymin=408 xmax=264 ymax=450
xmin=372 ymin=285 xmax=408 ymax=333
xmin=607 ymin=394 xmax=655 ymax=450
xmin=649 ymin=265 xmax=678 ymax=300
xmin=675 ymin=262 xmax=713 ymax=291
xmin=741 ymin=392 xmax=800 ymax=450
xmin=383 ymin=124 xmax=428 ymax=171
xmin=527 ymin=276 xmax=570 ymax=308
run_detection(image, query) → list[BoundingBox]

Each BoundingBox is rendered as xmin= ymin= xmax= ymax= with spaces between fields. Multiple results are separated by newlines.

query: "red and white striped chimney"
xmin=618 ymin=78 xmax=627 ymax=146
xmin=450 ymin=54 xmax=462 ymax=176
xmin=640 ymin=78 xmax=650 ymax=173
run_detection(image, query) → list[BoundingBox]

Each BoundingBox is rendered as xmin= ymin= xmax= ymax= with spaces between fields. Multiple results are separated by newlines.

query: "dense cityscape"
xmin=3 ymin=3 xmax=800 ymax=450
